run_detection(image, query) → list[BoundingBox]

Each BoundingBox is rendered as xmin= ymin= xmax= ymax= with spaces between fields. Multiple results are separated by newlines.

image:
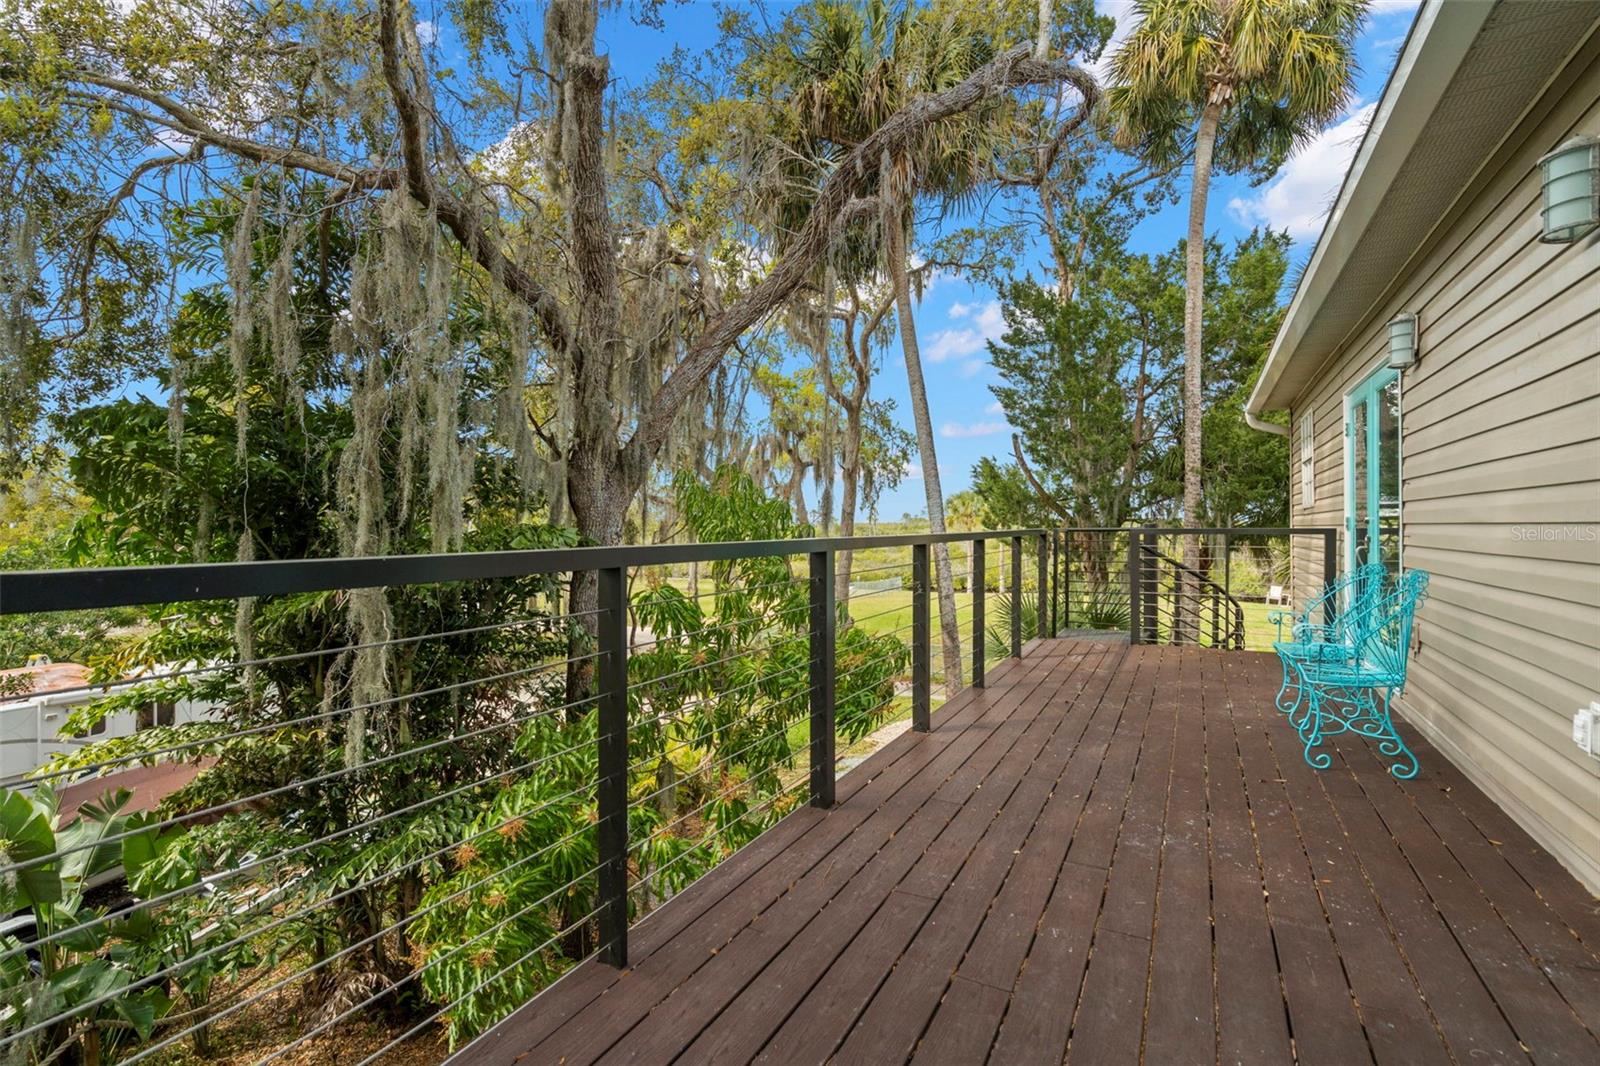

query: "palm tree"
xmin=784 ymin=0 xmax=1016 ymax=689
xmin=1106 ymin=0 xmax=1364 ymax=637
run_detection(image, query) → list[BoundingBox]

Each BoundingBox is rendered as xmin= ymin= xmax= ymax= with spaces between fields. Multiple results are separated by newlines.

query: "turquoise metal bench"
xmin=1285 ymin=569 xmax=1430 ymax=779
xmin=1268 ymin=562 xmax=1389 ymax=717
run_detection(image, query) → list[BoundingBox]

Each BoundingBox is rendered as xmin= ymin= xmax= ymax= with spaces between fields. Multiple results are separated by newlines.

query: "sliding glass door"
xmin=1346 ymin=366 xmax=1402 ymax=576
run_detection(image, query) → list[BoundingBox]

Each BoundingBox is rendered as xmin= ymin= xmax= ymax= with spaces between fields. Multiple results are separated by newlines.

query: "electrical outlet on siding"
xmin=1573 ymin=702 xmax=1600 ymax=757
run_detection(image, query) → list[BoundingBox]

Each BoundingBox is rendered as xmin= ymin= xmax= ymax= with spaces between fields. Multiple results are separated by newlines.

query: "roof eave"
xmin=1246 ymin=0 xmax=1492 ymax=417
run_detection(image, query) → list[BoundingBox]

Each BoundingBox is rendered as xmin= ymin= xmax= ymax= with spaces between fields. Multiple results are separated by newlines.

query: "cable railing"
xmin=1042 ymin=526 xmax=1340 ymax=650
xmin=0 ymin=529 xmax=1050 ymax=1064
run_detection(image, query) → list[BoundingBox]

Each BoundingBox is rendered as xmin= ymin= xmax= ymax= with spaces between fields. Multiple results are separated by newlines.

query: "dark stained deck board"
xmin=1228 ymin=656 xmax=1377 ymax=1066
xmin=651 ymin=652 xmax=1075 ymax=1064
xmin=728 ymin=643 xmax=1124 ymax=1065
xmin=1141 ymin=647 xmax=1218 ymax=1066
xmin=1058 ymin=645 xmax=1180 ymax=1063
xmin=1304 ymin=661 xmax=1598 ymax=1063
xmin=1252 ymin=654 xmax=1534 ymax=1063
xmin=552 ymin=645 xmax=1075 ymax=1064
xmin=1241 ymin=656 xmax=1453 ymax=1066
xmin=1389 ymin=759 xmax=1600 ymax=1037
xmin=824 ymin=646 xmax=1139 ymax=1064
xmin=1198 ymin=643 xmax=1297 ymax=1066
xmin=459 ymin=641 xmax=1600 ymax=1066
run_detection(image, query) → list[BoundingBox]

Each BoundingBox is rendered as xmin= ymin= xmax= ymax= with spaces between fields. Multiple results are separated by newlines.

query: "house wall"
xmin=1287 ymin=33 xmax=1600 ymax=890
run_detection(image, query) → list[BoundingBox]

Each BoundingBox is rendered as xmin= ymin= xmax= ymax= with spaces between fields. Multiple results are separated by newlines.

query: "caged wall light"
xmin=1538 ymin=135 xmax=1599 ymax=244
xmin=1387 ymin=312 xmax=1419 ymax=370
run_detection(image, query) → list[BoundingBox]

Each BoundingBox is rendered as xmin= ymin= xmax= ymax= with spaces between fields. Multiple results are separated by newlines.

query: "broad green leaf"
xmin=0 ymin=788 xmax=62 ymax=907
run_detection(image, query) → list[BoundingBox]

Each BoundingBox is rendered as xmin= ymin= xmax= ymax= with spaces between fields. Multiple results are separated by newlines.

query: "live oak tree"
xmin=2 ymin=0 xmax=1098 ymax=684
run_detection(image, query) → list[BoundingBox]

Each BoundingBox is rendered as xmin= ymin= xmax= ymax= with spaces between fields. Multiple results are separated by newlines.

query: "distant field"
xmin=646 ymin=529 xmax=1289 ymax=663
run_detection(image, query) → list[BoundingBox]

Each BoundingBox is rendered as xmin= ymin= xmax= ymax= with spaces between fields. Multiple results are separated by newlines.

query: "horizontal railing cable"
xmin=341 ymin=898 xmax=613 ymax=1066
xmin=627 ymin=721 xmax=810 ymax=842
xmin=628 ymin=780 xmax=809 ymax=896
xmin=1 ymin=606 xmax=605 ymax=705
xmin=19 ymin=646 xmax=606 ymax=788
xmin=0 ymin=736 xmax=609 ymax=970
xmin=0 ymin=778 xmax=605 ymax=1047
xmin=127 ymin=877 xmax=612 ymax=1066
xmin=629 ymin=627 xmax=815 ymax=692
xmin=0 ymin=531 xmax=1107 ymax=1062
xmin=0 ymin=677 xmax=613 ymax=877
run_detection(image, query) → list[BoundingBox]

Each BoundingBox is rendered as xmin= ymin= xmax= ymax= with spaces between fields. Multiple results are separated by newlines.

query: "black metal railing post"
xmin=912 ymin=543 xmax=930 ymax=732
xmin=1010 ymin=536 xmax=1023 ymax=658
xmin=596 ymin=565 xmax=629 ymax=968
xmin=1128 ymin=531 xmax=1141 ymax=645
xmin=1151 ymin=543 xmax=1165 ymax=644
xmin=808 ymin=549 xmax=836 ymax=809
xmin=1063 ymin=531 xmax=1072 ymax=631
xmin=972 ymin=538 xmax=986 ymax=689
xmin=1037 ymin=533 xmax=1049 ymax=640
xmin=1050 ymin=532 xmax=1060 ymax=637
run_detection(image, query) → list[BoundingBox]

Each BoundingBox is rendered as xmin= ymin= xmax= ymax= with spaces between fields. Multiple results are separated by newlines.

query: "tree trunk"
xmin=564 ymin=453 xmax=629 ymax=714
xmin=792 ymin=468 xmax=809 ymax=526
xmin=1179 ymin=102 xmax=1222 ymax=643
xmin=887 ymin=214 xmax=962 ymax=691
xmin=836 ymin=403 xmax=862 ymax=611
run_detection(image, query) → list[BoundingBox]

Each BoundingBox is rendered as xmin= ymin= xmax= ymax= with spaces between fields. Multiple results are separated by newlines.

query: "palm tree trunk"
xmin=1179 ymin=101 xmax=1222 ymax=643
xmin=887 ymin=215 xmax=962 ymax=691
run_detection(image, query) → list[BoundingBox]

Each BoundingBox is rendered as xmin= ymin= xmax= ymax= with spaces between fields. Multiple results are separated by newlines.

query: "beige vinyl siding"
xmin=1288 ymin=32 xmax=1600 ymax=890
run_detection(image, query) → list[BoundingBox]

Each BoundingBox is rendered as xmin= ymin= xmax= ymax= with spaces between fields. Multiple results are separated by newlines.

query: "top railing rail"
xmin=0 ymin=529 xmax=1047 ymax=615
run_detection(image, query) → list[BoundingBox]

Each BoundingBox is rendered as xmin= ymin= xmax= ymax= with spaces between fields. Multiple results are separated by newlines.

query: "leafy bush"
xmin=0 ymin=786 xmax=260 ymax=1063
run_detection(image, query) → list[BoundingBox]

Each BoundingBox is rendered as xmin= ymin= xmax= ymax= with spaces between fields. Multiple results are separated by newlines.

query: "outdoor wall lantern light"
xmin=1387 ymin=312 xmax=1419 ymax=370
xmin=1539 ymin=135 xmax=1599 ymax=244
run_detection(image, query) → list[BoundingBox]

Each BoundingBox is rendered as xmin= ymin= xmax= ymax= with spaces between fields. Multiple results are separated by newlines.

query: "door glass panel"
xmin=1350 ymin=399 xmax=1369 ymax=569
xmin=1376 ymin=376 xmax=1401 ymax=577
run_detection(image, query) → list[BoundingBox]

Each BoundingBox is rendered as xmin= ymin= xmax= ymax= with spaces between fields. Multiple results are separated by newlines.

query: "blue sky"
xmin=455 ymin=0 xmax=1424 ymax=521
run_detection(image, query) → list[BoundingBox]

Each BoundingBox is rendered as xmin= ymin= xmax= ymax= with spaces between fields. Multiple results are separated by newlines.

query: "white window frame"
xmin=1299 ymin=411 xmax=1315 ymax=509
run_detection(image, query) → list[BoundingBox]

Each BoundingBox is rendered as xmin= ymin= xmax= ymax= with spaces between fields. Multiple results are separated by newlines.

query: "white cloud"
xmin=416 ymin=20 xmax=438 ymax=45
xmin=1089 ymin=1 xmax=1138 ymax=84
xmin=939 ymin=420 xmax=1009 ymax=439
xmin=1226 ymin=102 xmax=1377 ymax=241
xmin=903 ymin=462 xmax=952 ymax=480
xmin=925 ymin=300 xmax=1006 ymax=364
xmin=984 ymin=400 xmax=1004 ymax=415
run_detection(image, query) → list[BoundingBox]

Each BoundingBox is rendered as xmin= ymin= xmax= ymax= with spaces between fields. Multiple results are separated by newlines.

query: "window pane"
xmin=1376 ymin=377 xmax=1402 ymax=576
xmin=1351 ymin=400 xmax=1369 ymax=568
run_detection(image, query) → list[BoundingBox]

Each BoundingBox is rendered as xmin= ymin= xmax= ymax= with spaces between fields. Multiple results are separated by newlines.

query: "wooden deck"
xmin=461 ymin=640 xmax=1600 ymax=1065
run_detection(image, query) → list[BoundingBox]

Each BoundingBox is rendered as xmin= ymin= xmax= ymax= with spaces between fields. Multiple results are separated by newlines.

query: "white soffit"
xmin=1248 ymin=0 xmax=1600 ymax=414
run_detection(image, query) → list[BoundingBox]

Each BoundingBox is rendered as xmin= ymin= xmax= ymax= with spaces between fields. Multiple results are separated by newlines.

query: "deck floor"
xmin=462 ymin=640 xmax=1600 ymax=1065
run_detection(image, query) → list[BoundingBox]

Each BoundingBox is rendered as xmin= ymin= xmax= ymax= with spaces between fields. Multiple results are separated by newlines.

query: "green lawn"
xmin=655 ymin=558 xmax=1288 ymax=666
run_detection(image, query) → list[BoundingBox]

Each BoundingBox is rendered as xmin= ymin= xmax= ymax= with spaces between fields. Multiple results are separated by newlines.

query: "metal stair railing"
xmin=1135 ymin=539 xmax=1246 ymax=649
